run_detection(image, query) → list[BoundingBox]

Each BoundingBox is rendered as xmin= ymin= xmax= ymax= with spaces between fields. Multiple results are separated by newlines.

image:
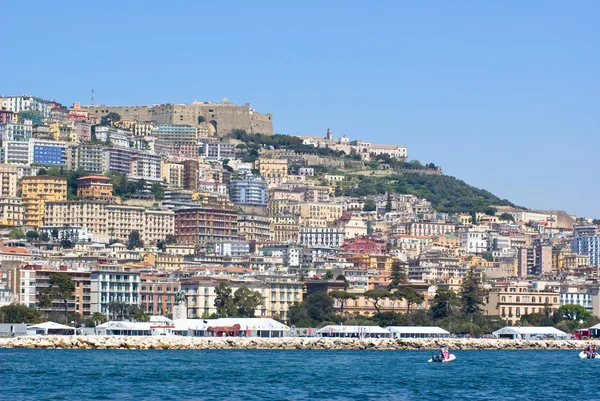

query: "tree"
xmin=108 ymin=301 xmax=129 ymax=320
xmin=363 ymin=199 xmax=377 ymax=212
xmin=483 ymin=207 xmax=497 ymax=216
xmin=101 ymin=112 xmax=121 ymax=127
xmin=8 ymin=227 xmax=25 ymax=239
xmin=127 ymin=230 xmax=142 ymax=250
xmin=328 ymin=290 xmax=357 ymax=317
xmin=500 ymin=213 xmax=515 ymax=222
xmin=127 ymin=305 xmax=150 ymax=322
xmin=459 ymin=268 xmax=483 ymax=316
xmin=60 ymin=239 xmax=74 ymax=249
xmin=91 ymin=312 xmax=108 ymax=326
xmin=38 ymin=273 xmax=76 ymax=324
xmin=0 ymin=304 xmax=42 ymax=324
xmin=150 ymin=182 xmax=165 ymax=201
xmin=388 ymin=259 xmax=408 ymax=289
xmin=26 ymin=230 xmax=39 ymax=242
xmin=51 ymin=228 xmax=59 ymax=241
xmin=398 ymin=287 xmax=425 ymax=313
xmin=39 ymin=232 xmax=50 ymax=242
xmin=157 ymin=234 xmax=177 ymax=251
xmin=325 ymin=270 xmax=334 ymax=279
xmin=364 ymin=289 xmax=391 ymax=314
xmin=558 ymin=304 xmax=591 ymax=322
xmin=304 ymin=292 xmax=335 ymax=322
xmin=429 ymin=290 xmax=460 ymax=320
xmin=233 ymin=287 xmax=263 ymax=317
xmin=214 ymin=283 xmax=237 ymax=317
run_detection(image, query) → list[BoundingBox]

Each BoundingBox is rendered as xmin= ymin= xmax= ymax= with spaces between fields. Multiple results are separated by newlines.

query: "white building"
xmin=1 ymin=95 xmax=51 ymax=117
xmin=386 ymin=326 xmax=450 ymax=339
xmin=460 ymin=226 xmax=489 ymax=254
xmin=299 ymin=227 xmax=345 ymax=248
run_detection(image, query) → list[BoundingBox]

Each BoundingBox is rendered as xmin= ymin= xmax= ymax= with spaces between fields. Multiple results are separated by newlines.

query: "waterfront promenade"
xmin=1 ymin=336 xmax=599 ymax=350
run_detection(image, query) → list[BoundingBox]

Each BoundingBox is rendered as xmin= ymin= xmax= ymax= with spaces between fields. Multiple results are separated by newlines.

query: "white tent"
xmin=317 ymin=325 xmax=391 ymax=338
xmin=204 ymin=318 xmax=290 ymax=338
xmin=386 ymin=326 xmax=450 ymax=339
xmin=27 ymin=321 xmax=76 ymax=335
xmin=492 ymin=326 xmax=569 ymax=340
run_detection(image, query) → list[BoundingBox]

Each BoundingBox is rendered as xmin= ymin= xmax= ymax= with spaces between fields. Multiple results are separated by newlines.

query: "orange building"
xmin=76 ymin=175 xmax=114 ymax=200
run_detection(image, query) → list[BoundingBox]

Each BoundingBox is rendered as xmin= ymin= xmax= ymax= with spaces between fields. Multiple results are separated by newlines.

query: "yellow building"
xmin=48 ymin=121 xmax=76 ymax=142
xmin=257 ymin=159 xmax=288 ymax=185
xmin=270 ymin=215 xmax=300 ymax=242
xmin=563 ymin=253 xmax=589 ymax=270
xmin=76 ymin=175 xmax=114 ymax=200
xmin=483 ymin=282 xmax=561 ymax=323
xmin=0 ymin=164 xmax=19 ymax=197
xmin=21 ymin=176 xmax=67 ymax=227
xmin=348 ymin=254 xmax=395 ymax=271
xmin=160 ymin=161 xmax=185 ymax=188
xmin=0 ymin=197 xmax=25 ymax=227
xmin=143 ymin=209 xmax=175 ymax=245
xmin=154 ymin=253 xmax=185 ymax=271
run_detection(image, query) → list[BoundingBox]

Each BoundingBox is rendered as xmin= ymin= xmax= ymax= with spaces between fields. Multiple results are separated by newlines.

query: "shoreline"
xmin=1 ymin=336 xmax=599 ymax=350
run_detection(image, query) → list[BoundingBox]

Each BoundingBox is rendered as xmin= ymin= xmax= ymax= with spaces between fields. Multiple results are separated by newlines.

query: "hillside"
xmin=229 ymin=131 xmax=516 ymax=214
xmin=339 ymin=174 xmax=515 ymax=213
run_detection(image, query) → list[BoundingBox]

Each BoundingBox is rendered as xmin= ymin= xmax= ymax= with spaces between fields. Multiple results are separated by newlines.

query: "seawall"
xmin=1 ymin=336 xmax=599 ymax=350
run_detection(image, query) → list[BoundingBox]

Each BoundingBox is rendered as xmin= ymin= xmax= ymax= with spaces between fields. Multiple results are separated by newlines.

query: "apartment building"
xmin=143 ymin=209 xmax=175 ymax=245
xmin=0 ymin=164 xmax=18 ymax=197
xmin=21 ymin=176 xmax=67 ymax=227
xmin=237 ymin=212 xmax=272 ymax=241
xmin=90 ymin=266 xmax=141 ymax=315
xmin=67 ymin=143 xmax=105 ymax=173
xmin=299 ymin=227 xmax=345 ymax=248
xmin=484 ymin=282 xmax=561 ymax=323
xmin=174 ymin=206 xmax=238 ymax=245
xmin=0 ymin=197 xmax=25 ymax=227
xmin=268 ymin=200 xmax=343 ymax=226
xmin=44 ymin=201 xmax=109 ymax=236
xmin=257 ymin=159 xmax=288 ymax=185
xmin=140 ymin=278 xmax=180 ymax=316
xmin=160 ymin=161 xmax=185 ymax=188
xmin=76 ymin=175 xmax=114 ymax=200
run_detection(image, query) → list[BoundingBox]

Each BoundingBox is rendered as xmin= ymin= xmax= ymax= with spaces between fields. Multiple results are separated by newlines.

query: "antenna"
xmin=91 ymin=89 xmax=95 ymax=106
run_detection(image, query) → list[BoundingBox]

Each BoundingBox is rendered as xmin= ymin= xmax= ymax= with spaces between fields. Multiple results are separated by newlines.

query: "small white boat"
xmin=428 ymin=353 xmax=456 ymax=363
xmin=579 ymin=351 xmax=600 ymax=359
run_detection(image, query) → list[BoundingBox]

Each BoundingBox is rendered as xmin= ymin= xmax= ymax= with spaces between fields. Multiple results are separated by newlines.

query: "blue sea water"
xmin=0 ymin=349 xmax=597 ymax=400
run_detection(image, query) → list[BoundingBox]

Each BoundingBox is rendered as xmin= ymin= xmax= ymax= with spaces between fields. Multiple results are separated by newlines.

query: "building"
xmin=299 ymin=227 xmax=345 ymax=248
xmin=67 ymin=144 xmax=105 ymax=173
xmin=174 ymin=206 xmax=238 ymax=245
xmin=44 ymin=201 xmax=109 ymax=237
xmin=182 ymin=160 xmax=199 ymax=190
xmin=237 ymin=212 xmax=271 ymax=241
xmin=212 ymin=241 xmax=250 ymax=257
xmin=268 ymin=200 xmax=343 ymax=226
xmin=0 ymin=197 xmax=25 ymax=226
xmin=21 ymin=176 xmax=67 ymax=227
xmin=229 ymin=176 xmax=267 ymax=206
xmin=572 ymin=232 xmax=600 ymax=267
xmin=160 ymin=161 xmax=185 ymax=188
xmin=180 ymin=278 xmax=271 ymax=318
xmin=142 ymin=209 xmax=176 ymax=245
xmin=90 ymin=267 xmax=141 ymax=315
xmin=0 ymin=121 xmax=32 ymax=141
xmin=460 ymin=227 xmax=489 ymax=254
xmin=342 ymin=236 xmax=387 ymax=255
xmin=140 ymin=278 xmax=180 ymax=316
xmin=0 ymin=164 xmax=18 ymax=197
xmin=3 ymin=141 xmax=30 ymax=164
xmin=1 ymin=95 xmax=51 ymax=117
xmin=200 ymin=142 xmax=235 ymax=161
xmin=483 ymin=282 xmax=561 ymax=323
xmin=38 ymin=226 xmax=92 ymax=242
xmin=76 ymin=176 xmax=114 ymax=200
xmin=153 ymin=124 xmax=197 ymax=144
xmin=258 ymin=159 xmax=288 ymax=185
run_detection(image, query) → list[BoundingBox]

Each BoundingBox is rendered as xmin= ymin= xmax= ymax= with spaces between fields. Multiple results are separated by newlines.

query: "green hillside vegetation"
xmin=338 ymin=174 xmax=514 ymax=213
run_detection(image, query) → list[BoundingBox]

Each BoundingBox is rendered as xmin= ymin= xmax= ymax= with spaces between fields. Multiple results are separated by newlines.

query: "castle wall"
xmin=84 ymin=102 xmax=273 ymax=136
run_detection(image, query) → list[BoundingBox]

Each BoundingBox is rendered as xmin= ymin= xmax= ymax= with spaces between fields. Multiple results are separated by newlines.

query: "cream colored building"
xmin=160 ymin=161 xmax=185 ymax=188
xmin=0 ymin=197 xmax=24 ymax=227
xmin=0 ymin=164 xmax=19 ymax=197
xmin=268 ymin=200 xmax=343 ymax=226
xmin=143 ymin=209 xmax=175 ymax=245
xmin=44 ymin=201 xmax=174 ymax=243
xmin=484 ymin=282 xmax=561 ymax=323
xmin=21 ymin=176 xmax=67 ymax=227
xmin=257 ymin=159 xmax=288 ymax=185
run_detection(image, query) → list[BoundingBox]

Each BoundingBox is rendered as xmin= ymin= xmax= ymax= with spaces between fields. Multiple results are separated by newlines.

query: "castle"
xmin=84 ymin=99 xmax=273 ymax=136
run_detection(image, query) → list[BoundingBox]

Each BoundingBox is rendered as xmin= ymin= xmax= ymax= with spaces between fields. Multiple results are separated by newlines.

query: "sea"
xmin=0 ymin=349 xmax=595 ymax=400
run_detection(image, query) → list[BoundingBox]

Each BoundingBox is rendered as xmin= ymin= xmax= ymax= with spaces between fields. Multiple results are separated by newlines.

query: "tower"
xmin=326 ymin=128 xmax=332 ymax=140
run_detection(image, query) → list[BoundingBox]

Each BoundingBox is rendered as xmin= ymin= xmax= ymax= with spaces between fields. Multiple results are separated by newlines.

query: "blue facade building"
xmin=30 ymin=140 xmax=67 ymax=166
xmin=229 ymin=176 xmax=267 ymax=206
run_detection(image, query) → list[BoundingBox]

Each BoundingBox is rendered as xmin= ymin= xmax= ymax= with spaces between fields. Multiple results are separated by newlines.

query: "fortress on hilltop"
xmin=84 ymin=99 xmax=273 ymax=136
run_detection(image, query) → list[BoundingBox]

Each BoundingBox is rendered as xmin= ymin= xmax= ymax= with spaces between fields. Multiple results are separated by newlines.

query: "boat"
xmin=428 ymin=349 xmax=456 ymax=363
xmin=579 ymin=351 xmax=600 ymax=359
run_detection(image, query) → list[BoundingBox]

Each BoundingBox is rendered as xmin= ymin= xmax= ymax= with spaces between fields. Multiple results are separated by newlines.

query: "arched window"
xmin=532 ymin=297 xmax=536 ymax=303
xmin=501 ymin=296 xmax=506 ymax=302
xmin=516 ymin=296 xmax=520 ymax=302
xmin=545 ymin=297 xmax=550 ymax=303
xmin=553 ymin=297 xmax=557 ymax=303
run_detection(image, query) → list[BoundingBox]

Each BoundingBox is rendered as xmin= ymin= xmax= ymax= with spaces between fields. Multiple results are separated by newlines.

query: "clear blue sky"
xmin=3 ymin=1 xmax=598 ymax=216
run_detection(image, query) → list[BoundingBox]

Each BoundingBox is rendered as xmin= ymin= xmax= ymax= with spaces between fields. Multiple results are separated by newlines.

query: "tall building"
xmin=299 ymin=227 xmax=345 ymax=248
xmin=160 ymin=161 xmax=185 ymax=188
xmin=174 ymin=206 xmax=238 ymax=245
xmin=29 ymin=139 xmax=67 ymax=166
xmin=90 ymin=267 xmax=141 ymax=315
xmin=229 ymin=176 xmax=267 ymax=206
xmin=0 ymin=197 xmax=24 ymax=226
xmin=21 ymin=176 xmax=67 ymax=227
xmin=182 ymin=160 xmax=199 ymax=190
xmin=153 ymin=124 xmax=197 ymax=144
xmin=67 ymin=143 xmax=105 ymax=173
xmin=0 ymin=164 xmax=19 ymax=197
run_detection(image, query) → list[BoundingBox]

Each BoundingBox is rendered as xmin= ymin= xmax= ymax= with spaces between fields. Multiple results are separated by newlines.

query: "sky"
xmin=2 ymin=1 xmax=598 ymax=216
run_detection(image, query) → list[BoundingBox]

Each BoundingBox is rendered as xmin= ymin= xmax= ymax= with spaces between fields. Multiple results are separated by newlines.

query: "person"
xmin=442 ymin=348 xmax=450 ymax=360
xmin=584 ymin=346 xmax=591 ymax=359
xmin=591 ymin=346 xmax=596 ymax=358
